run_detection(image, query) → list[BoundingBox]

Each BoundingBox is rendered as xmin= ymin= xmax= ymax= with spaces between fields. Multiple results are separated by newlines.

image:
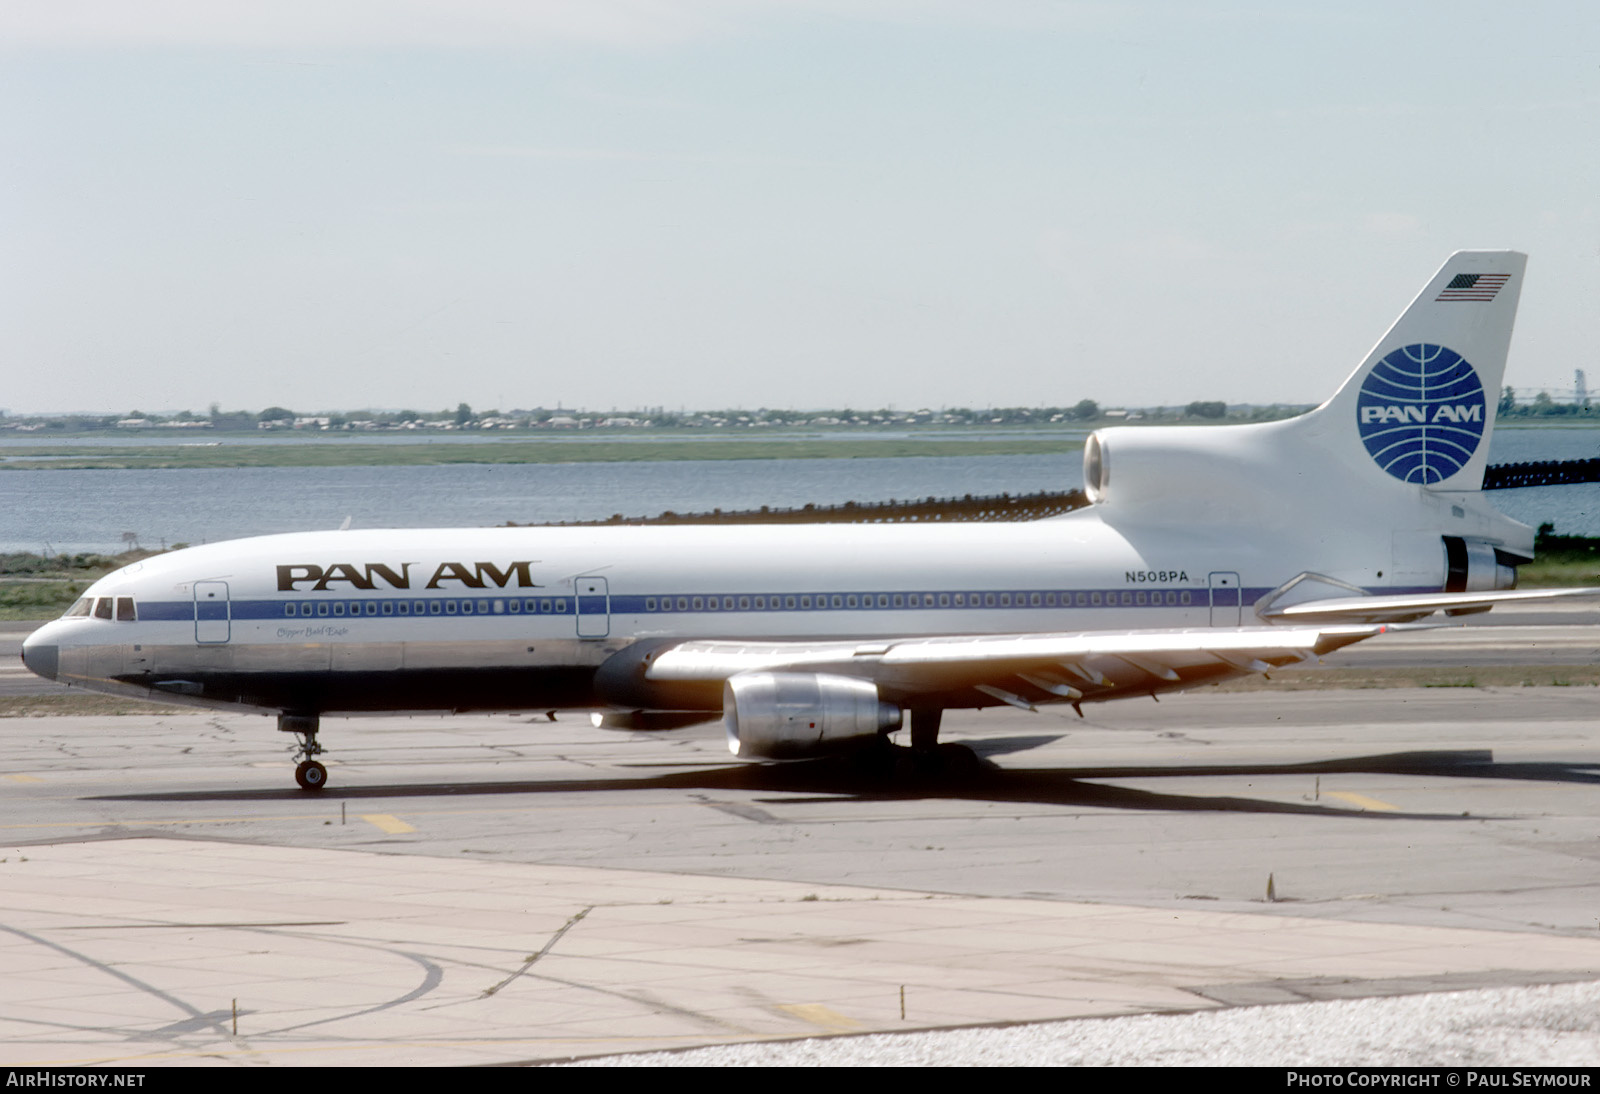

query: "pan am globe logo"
xmin=1356 ymin=344 xmax=1486 ymax=484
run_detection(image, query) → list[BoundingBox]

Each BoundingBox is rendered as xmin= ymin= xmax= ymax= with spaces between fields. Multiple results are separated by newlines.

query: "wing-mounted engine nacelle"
xmin=724 ymin=672 xmax=902 ymax=760
xmin=1443 ymin=535 xmax=1519 ymax=593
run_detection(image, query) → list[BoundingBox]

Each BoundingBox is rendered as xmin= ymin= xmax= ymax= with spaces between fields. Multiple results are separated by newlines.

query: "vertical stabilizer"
xmin=1310 ymin=250 xmax=1525 ymax=491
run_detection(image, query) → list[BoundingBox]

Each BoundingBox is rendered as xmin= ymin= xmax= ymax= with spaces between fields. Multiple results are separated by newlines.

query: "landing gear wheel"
xmin=280 ymin=712 xmax=327 ymax=791
xmin=851 ymin=738 xmax=899 ymax=778
xmin=294 ymin=759 xmax=328 ymax=791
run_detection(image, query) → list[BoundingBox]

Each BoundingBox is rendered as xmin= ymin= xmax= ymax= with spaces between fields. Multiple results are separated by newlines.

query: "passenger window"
xmin=302 ymin=602 xmax=313 ymax=617
xmin=93 ymin=598 xmax=113 ymax=619
xmin=333 ymin=602 xmax=345 ymax=616
xmin=284 ymin=603 xmax=296 ymax=618
xmin=509 ymin=599 xmax=522 ymax=613
xmin=317 ymin=603 xmax=329 ymax=616
xmin=366 ymin=602 xmax=378 ymax=615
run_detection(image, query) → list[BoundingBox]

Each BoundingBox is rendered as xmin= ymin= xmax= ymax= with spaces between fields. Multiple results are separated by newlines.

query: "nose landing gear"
xmin=279 ymin=713 xmax=327 ymax=791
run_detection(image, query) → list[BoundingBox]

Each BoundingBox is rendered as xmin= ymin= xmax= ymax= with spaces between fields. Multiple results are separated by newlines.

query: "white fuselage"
xmin=20 ymin=499 xmax=1442 ymax=716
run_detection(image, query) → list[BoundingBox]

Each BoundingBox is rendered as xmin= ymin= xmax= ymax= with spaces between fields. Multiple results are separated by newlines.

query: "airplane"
xmin=21 ymin=250 xmax=1596 ymax=791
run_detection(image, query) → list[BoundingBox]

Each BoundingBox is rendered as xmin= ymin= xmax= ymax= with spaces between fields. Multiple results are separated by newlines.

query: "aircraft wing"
xmin=1260 ymin=587 xmax=1600 ymax=625
xmin=643 ymin=624 xmax=1386 ymax=709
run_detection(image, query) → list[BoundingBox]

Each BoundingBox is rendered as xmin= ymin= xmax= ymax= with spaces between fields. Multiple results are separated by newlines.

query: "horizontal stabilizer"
xmin=1262 ymin=586 xmax=1600 ymax=624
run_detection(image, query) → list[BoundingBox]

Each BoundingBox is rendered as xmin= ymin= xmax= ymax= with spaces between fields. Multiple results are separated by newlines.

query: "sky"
xmin=3 ymin=1 xmax=1597 ymax=416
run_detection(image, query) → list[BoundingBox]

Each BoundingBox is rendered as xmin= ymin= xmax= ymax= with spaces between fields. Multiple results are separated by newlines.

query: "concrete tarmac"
xmin=3 ymin=677 xmax=1600 ymax=1065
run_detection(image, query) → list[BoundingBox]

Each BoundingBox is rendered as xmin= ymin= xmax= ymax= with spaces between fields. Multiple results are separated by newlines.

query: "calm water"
xmin=0 ymin=454 xmax=1081 ymax=555
xmin=3 ymin=427 xmax=1597 ymax=555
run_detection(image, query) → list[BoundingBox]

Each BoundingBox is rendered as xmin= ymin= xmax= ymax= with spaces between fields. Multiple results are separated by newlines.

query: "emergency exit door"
xmin=194 ymin=581 xmax=231 ymax=644
xmin=576 ymin=576 xmax=610 ymax=638
xmin=1208 ymin=572 xmax=1242 ymax=627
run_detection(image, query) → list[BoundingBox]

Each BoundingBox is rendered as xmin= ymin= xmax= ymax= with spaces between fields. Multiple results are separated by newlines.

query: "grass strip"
xmin=0 ymin=693 xmax=190 ymax=717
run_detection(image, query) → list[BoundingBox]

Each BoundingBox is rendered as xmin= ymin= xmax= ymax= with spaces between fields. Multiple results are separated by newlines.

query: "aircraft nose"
xmin=20 ymin=632 xmax=58 ymax=681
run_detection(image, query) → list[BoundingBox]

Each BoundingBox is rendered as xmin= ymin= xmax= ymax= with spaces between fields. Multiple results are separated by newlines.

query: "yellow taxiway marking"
xmin=0 ymin=799 xmax=746 ymax=834
xmin=777 ymin=1003 xmax=863 ymax=1032
xmin=358 ymin=813 xmax=416 ymax=834
xmin=3 ymin=774 xmax=44 ymax=783
xmin=1325 ymin=790 xmax=1400 ymax=812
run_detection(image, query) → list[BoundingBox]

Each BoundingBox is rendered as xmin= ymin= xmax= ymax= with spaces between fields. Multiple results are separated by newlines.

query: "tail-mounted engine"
xmin=724 ymin=672 xmax=902 ymax=760
xmin=1442 ymin=535 xmax=1519 ymax=593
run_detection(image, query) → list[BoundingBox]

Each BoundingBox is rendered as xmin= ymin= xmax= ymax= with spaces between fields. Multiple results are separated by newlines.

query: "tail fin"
xmin=1309 ymin=250 xmax=1526 ymax=491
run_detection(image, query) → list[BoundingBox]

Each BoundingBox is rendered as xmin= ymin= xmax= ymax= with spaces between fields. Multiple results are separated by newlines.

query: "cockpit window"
xmin=93 ymin=597 xmax=114 ymax=620
xmin=116 ymin=596 xmax=137 ymax=621
xmin=64 ymin=597 xmax=92 ymax=618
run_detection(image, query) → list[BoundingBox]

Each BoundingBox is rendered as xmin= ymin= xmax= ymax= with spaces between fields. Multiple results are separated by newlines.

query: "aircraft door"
xmin=194 ymin=581 xmax=231 ymax=644
xmin=1208 ymin=572 xmax=1242 ymax=627
xmin=576 ymin=576 xmax=610 ymax=638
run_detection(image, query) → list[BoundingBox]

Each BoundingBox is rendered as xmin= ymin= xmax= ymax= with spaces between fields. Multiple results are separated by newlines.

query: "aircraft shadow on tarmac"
xmin=89 ymin=735 xmax=1600 ymax=820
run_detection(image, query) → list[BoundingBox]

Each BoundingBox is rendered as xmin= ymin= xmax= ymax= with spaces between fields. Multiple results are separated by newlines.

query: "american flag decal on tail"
xmin=1436 ymin=272 xmax=1510 ymax=302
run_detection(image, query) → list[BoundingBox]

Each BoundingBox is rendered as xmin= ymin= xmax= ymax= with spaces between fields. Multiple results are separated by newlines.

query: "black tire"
xmin=295 ymin=760 xmax=328 ymax=791
xmin=850 ymin=738 xmax=900 ymax=779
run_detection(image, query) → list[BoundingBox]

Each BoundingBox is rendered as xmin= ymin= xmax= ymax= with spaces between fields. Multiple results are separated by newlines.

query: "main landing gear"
xmin=903 ymin=707 xmax=979 ymax=776
xmin=909 ymin=708 xmax=943 ymax=754
xmin=279 ymin=713 xmax=327 ymax=791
